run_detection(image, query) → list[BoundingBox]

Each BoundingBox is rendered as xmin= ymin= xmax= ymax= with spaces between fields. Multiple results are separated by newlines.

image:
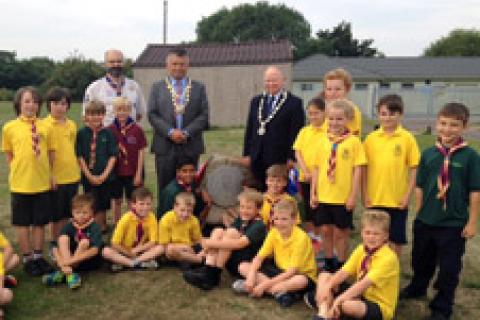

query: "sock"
xmin=33 ymin=250 xmax=43 ymax=260
xmin=22 ymin=253 xmax=33 ymax=264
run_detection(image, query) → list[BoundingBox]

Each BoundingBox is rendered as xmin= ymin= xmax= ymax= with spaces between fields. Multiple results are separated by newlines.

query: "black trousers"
xmin=408 ymin=219 xmax=465 ymax=318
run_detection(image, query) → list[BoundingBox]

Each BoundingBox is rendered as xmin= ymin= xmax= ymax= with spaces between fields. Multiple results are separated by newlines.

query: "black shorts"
xmin=11 ymin=192 xmax=51 ymax=226
xmin=300 ymin=182 xmax=313 ymax=222
xmin=50 ymin=183 xmax=79 ymax=222
xmin=192 ymin=243 xmax=202 ymax=254
xmin=371 ymin=206 xmax=408 ymax=244
xmin=111 ymin=176 xmax=135 ymax=200
xmin=74 ymin=253 xmax=103 ymax=272
xmin=82 ymin=182 xmax=112 ymax=212
xmin=336 ymin=282 xmax=383 ymax=320
xmin=225 ymin=249 xmax=255 ymax=278
xmin=313 ymin=203 xmax=353 ymax=229
xmin=259 ymin=259 xmax=316 ymax=293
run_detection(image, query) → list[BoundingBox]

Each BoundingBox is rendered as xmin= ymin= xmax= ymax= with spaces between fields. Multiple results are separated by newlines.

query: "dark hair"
xmin=176 ymin=157 xmax=196 ymax=170
xmin=13 ymin=86 xmax=42 ymax=116
xmin=131 ymin=187 xmax=153 ymax=202
xmin=71 ymin=193 xmax=95 ymax=210
xmin=376 ymin=94 xmax=404 ymax=114
xmin=46 ymin=87 xmax=71 ymax=112
xmin=307 ymin=97 xmax=325 ymax=111
xmin=85 ymin=100 xmax=106 ymax=114
xmin=438 ymin=102 xmax=470 ymax=125
xmin=167 ymin=48 xmax=188 ymax=57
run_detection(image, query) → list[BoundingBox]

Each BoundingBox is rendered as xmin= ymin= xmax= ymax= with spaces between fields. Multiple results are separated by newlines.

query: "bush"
xmin=0 ymin=88 xmax=14 ymax=101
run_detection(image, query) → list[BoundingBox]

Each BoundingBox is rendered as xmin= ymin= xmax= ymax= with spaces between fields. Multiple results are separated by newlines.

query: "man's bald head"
xmin=104 ymin=49 xmax=125 ymax=78
xmin=263 ymin=66 xmax=285 ymax=95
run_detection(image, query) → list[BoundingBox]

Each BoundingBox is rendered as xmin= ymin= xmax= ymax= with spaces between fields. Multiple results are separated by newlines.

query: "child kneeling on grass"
xmin=305 ymin=210 xmax=399 ymax=320
xmin=183 ymin=189 xmax=266 ymax=290
xmin=234 ymin=198 xmax=317 ymax=308
xmin=43 ymin=194 xmax=103 ymax=289
xmin=0 ymin=231 xmax=20 ymax=317
xmin=102 ymin=187 xmax=162 ymax=271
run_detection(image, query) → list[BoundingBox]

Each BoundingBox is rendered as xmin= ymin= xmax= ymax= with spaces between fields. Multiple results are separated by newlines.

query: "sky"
xmin=1 ymin=0 xmax=479 ymax=61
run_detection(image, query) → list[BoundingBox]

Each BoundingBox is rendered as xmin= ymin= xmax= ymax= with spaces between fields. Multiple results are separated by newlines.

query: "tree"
xmin=424 ymin=29 xmax=480 ymax=56
xmin=196 ymin=2 xmax=311 ymax=60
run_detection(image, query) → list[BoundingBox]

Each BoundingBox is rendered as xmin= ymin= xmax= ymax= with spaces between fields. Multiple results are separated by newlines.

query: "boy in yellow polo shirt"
xmin=0 ymin=230 xmax=20 ymax=316
xmin=294 ymin=97 xmax=326 ymax=237
xmin=363 ymin=94 xmax=420 ymax=254
xmin=260 ymin=164 xmax=300 ymax=229
xmin=102 ymin=187 xmax=161 ymax=271
xmin=320 ymin=68 xmax=362 ymax=136
xmin=235 ymin=198 xmax=317 ymax=308
xmin=158 ymin=192 xmax=203 ymax=266
xmin=305 ymin=210 xmax=399 ymax=320
xmin=43 ymin=87 xmax=81 ymax=249
xmin=2 ymin=87 xmax=56 ymax=277
xmin=311 ymin=99 xmax=366 ymax=272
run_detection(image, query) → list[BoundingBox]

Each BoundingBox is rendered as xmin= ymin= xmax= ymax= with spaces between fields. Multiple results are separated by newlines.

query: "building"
xmin=133 ymin=40 xmax=293 ymax=127
xmin=293 ymin=55 xmax=480 ymax=117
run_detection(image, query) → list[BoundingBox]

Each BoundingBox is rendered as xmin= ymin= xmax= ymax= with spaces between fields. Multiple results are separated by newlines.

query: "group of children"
xmin=0 ymin=65 xmax=478 ymax=320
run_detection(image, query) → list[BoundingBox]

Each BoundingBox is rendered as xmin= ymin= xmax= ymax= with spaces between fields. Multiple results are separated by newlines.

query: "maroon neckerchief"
xmin=327 ymin=129 xmax=351 ymax=183
xmin=177 ymin=179 xmax=193 ymax=192
xmin=358 ymin=244 xmax=381 ymax=280
xmin=106 ymin=75 xmax=125 ymax=97
xmin=113 ymin=117 xmax=134 ymax=165
xmin=131 ymin=208 xmax=145 ymax=246
xmin=24 ymin=117 xmax=41 ymax=158
xmin=265 ymin=194 xmax=282 ymax=229
xmin=89 ymin=126 xmax=102 ymax=170
xmin=72 ymin=218 xmax=94 ymax=243
xmin=435 ymin=138 xmax=467 ymax=209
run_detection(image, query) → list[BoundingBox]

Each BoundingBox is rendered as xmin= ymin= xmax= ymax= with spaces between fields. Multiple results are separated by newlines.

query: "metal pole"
xmin=163 ymin=0 xmax=168 ymax=44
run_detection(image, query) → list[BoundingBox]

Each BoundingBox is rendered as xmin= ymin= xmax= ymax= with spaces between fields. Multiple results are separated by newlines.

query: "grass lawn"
xmin=0 ymin=101 xmax=479 ymax=319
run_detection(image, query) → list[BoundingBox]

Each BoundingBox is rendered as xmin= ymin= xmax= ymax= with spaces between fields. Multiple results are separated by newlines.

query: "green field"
xmin=0 ymin=101 xmax=479 ymax=319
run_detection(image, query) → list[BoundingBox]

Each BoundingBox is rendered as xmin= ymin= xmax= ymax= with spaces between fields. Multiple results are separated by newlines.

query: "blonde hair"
xmin=361 ymin=210 xmax=391 ymax=233
xmin=328 ymin=99 xmax=355 ymax=120
xmin=238 ymin=190 xmax=264 ymax=209
xmin=112 ymin=97 xmax=132 ymax=111
xmin=266 ymin=164 xmax=289 ymax=181
xmin=323 ymin=68 xmax=352 ymax=92
xmin=174 ymin=192 xmax=196 ymax=207
xmin=273 ymin=198 xmax=299 ymax=219
xmin=85 ymin=100 xmax=106 ymax=115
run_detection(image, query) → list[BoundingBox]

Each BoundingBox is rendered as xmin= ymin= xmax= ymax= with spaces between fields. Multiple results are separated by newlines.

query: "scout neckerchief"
xmin=238 ymin=216 xmax=261 ymax=235
xmin=106 ymin=75 xmax=125 ymax=97
xmin=89 ymin=126 xmax=102 ymax=170
xmin=435 ymin=137 xmax=467 ymax=209
xmin=257 ymin=91 xmax=288 ymax=136
xmin=113 ymin=117 xmax=134 ymax=165
xmin=72 ymin=217 xmax=95 ymax=243
xmin=358 ymin=244 xmax=381 ymax=280
xmin=265 ymin=194 xmax=282 ymax=229
xmin=176 ymin=178 xmax=193 ymax=192
xmin=327 ymin=129 xmax=351 ymax=183
xmin=28 ymin=117 xmax=41 ymax=158
xmin=131 ymin=209 xmax=145 ymax=246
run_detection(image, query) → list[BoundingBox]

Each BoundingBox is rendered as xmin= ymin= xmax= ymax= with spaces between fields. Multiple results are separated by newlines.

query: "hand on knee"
xmin=0 ymin=288 xmax=13 ymax=305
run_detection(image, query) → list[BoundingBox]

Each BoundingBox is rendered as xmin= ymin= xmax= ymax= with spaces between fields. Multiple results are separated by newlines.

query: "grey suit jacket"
xmin=147 ymin=79 xmax=209 ymax=157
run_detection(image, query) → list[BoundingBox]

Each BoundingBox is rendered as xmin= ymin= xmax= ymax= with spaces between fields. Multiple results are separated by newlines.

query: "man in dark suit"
xmin=148 ymin=48 xmax=209 ymax=200
xmin=242 ymin=66 xmax=305 ymax=189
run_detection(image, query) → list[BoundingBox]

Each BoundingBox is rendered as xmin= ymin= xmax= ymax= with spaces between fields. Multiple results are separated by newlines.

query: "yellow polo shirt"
xmin=321 ymin=103 xmax=362 ymax=136
xmin=293 ymin=125 xmax=326 ymax=182
xmin=258 ymin=226 xmax=317 ymax=281
xmin=364 ymin=126 xmax=420 ymax=208
xmin=2 ymin=116 xmax=56 ymax=193
xmin=158 ymin=210 xmax=202 ymax=246
xmin=111 ymin=211 xmax=158 ymax=249
xmin=0 ymin=232 xmax=10 ymax=249
xmin=314 ymin=135 xmax=366 ymax=204
xmin=342 ymin=244 xmax=400 ymax=320
xmin=42 ymin=115 xmax=80 ymax=185
xmin=260 ymin=193 xmax=301 ymax=227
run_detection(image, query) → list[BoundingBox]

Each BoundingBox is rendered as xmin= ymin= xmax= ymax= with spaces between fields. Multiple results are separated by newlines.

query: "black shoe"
xmin=24 ymin=260 xmax=43 ymax=277
xmin=275 ymin=292 xmax=294 ymax=308
xmin=35 ymin=257 xmax=55 ymax=274
xmin=399 ymin=286 xmax=426 ymax=300
xmin=427 ymin=311 xmax=449 ymax=320
xmin=304 ymin=290 xmax=318 ymax=310
xmin=183 ymin=269 xmax=215 ymax=290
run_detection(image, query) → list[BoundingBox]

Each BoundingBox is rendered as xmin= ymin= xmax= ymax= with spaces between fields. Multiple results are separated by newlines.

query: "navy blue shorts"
xmin=371 ymin=206 xmax=408 ymax=244
xmin=11 ymin=192 xmax=51 ymax=226
xmin=313 ymin=203 xmax=353 ymax=229
xmin=50 ymin=183 xmax=79 ymax=222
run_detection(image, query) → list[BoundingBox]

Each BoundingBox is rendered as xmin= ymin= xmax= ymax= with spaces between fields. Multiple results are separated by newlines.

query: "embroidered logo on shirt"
xmin=394 ymin=144 xmax=402 ymax=157
xmin=342 ymin=149 xmax=350 ymax=160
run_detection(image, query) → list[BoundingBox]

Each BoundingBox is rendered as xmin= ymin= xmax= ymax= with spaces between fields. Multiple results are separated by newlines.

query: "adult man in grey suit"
xmin=148 ymin=48 xmax=210 ymax=197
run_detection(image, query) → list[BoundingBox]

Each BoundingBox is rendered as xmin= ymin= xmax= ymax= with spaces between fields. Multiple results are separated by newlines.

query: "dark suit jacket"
xmin=243 ymin=92 xmax=305 ymax=167
xmin=147 ymin=79 xmax=209 ymax=158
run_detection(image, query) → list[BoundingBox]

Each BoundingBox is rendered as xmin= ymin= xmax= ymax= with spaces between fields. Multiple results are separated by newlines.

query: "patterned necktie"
xmin=327 ymin=129 xmax=351 ymax=183
xmin=89 ymin=127 xmax=100 ymax=170
xmin=435 ymin=138 xmax=467 ymax=209
xmin=174 ymin=81 xmax=183 ymax=108
xmin=30 ymin=119 xmax=40 ymax=158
